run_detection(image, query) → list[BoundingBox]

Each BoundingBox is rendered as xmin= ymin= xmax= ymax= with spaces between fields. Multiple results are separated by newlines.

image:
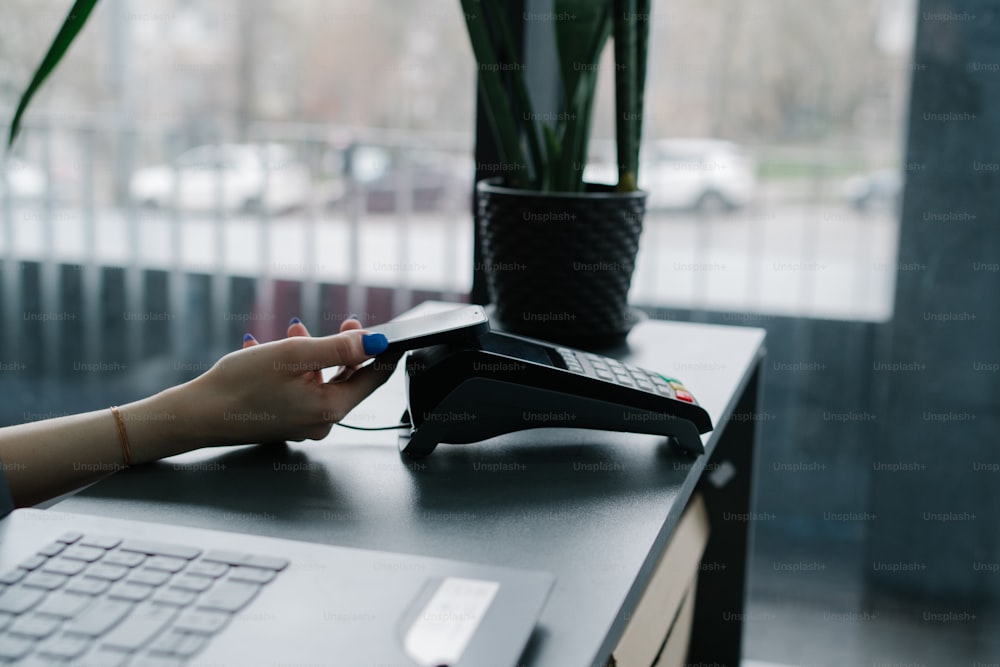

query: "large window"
xmin=2 ymin=1 xmax=915 ymax=325
xmin=1 ymin=5 xmax=925 ymax=663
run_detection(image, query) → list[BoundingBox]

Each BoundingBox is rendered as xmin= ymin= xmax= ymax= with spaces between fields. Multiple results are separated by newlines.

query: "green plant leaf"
xmin=634 ymin=0 xmax=651 ymax=184
xmin=614 ymin=0 xmax=639 ymax=191
xmin=553 ymin=0 xmax=613 ymax=114
xmin=482 ymin=0 xmax=544 ymax=186
xmin=462 ymin=0 xmax=533 ymax=187
xmin=550 ymin=67 xmax=597 ymax=192
xmin=7 ymin=0 xmax=101 ymax=147
xmin=541 ymin=124 xmax=562 ymax=192
xmin=550 ymin=0 xmax=614 ymax=191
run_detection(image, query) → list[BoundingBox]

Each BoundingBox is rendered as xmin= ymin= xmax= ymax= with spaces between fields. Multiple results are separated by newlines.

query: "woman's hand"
xmin=0 ymin=317 xmax=401 ymax=507
xmin=174 ymin=317 xmax=399 ymax=448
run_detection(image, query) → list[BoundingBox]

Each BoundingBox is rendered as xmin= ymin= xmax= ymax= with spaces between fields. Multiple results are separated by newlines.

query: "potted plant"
xmin=463 ymin=0 xmax=651 ymax=348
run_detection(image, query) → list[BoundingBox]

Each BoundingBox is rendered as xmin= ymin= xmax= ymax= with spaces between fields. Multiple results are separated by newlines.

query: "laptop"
xmin=0 ymin=509 xmax=553 ymax=667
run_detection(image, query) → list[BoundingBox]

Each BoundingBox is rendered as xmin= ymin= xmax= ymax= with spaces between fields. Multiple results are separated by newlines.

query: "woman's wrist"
xmin=118 ymin=381 xmax=216 ymax=464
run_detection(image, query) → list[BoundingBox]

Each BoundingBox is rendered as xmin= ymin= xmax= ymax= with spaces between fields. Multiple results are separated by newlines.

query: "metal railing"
xmin=1 ymin=116 xmax=901 ymax=398
xmin=1 ymin=119 xmax=473 ymax=384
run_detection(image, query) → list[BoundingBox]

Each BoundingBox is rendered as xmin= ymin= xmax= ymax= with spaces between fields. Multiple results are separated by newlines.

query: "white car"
xmin=586 ymin=138 xmax=757 ymax=213
xmin=130 ymin=143 xmax=311 ymax=214
xmin=842 ymin=168 xmax=902 ymax=214
xmin=0 ymin=157 xmax=47 ymax=201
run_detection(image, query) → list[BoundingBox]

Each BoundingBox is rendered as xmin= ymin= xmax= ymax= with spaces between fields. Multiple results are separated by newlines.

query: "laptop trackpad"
xmin=403 ymin=577 xmax=500 ymax=667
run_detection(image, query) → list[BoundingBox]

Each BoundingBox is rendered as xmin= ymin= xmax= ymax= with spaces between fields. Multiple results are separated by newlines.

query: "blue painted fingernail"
xmin=362 ymin=333 xmax=388 ymax=355
xmin=289 ymin=317 xmax=302 ymax=325
xmin=243 ymin=333 xmax=255 ymax=343
xmin=348 ymin=313 xmax=359 ymax=321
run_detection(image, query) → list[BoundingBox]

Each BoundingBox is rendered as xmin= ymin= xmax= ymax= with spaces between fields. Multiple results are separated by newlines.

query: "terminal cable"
xmin=336 ymin=422 xmax=411 ymax=431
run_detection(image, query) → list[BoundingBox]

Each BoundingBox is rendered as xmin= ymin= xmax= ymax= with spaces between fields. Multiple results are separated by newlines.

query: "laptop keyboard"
xmin=0 ymin=531 xmax=288 ymax=666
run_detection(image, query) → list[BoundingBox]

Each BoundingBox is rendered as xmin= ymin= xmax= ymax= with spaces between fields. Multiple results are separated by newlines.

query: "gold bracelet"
xmin=109 ymin=406 xmax=132 ymax=469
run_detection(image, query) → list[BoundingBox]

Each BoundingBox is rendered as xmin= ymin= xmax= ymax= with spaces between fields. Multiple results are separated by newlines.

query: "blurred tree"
xmin=5 ymin=0 xmax=906 ymax=152
xmin=590 ymin=0 xmax=901 ymax=145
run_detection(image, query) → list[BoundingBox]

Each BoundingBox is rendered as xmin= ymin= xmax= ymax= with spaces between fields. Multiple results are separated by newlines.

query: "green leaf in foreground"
xmin=8 ymin=0 xmax=100 ymax=147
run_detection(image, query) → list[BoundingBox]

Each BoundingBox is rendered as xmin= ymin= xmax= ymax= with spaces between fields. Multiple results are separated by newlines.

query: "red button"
xmin=675 ymin=391 xmax=694 ymax=403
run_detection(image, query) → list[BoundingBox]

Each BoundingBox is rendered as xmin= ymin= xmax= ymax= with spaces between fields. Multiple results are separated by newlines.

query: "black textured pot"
xmin=476 ymin=178 xmax=646 ymax=349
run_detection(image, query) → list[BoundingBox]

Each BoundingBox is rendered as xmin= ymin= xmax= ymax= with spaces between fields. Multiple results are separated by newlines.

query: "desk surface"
xmin=56 ymin=312 xmax=765 ymax=667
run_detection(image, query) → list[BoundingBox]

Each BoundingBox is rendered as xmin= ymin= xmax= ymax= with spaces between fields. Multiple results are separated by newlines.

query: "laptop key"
xmin=34 ymin=590 xmax=93 ymax=618
xmin=8 ymin=612 xmax=61 ymax=639
xmin=0 ymin=567 xmax=27 ymax=585
xmin=185 ymin=561 xmax=228 ymax=578
xmin=107 ymin=581 xmax=154 ymax=602
xmin=101 ymin=603 xmax=178 ymax=651
xmin=37 ymin=542 xmax=67 ymax=557
xmin=84 ymin=563 xmax=129 ymax=581
xmin=0 ymin=634 xmax=35 ymax=660
xmin=79 ymin=535 xmax=122 ymax=550
xmin=76 ymin=646 xmax=131 ymax=667
xmin=172 ymin=632 xmax=209 ymax=657
xmin=22 ymin=570 xmax=69 ymax=591
xmin=173 ymin=608 xmax=231 ymax=634
xmin=37 ymin=633 xmax=91 ymax=659
xmin=202 ymin=550 xmax=289 ymax=571
xmin=63 ymin=598 xmax=133 ymax=636
xmin=144 ymin=556 xmax=187 ymax=573
xmin=229 ymin=566 xmax=276 ymax=584
xmin=150 ymin=588 xmax=196 ymax=607
xmin=0 ymin=609 xmax=14 ymax=630
xmin=10 ymin=655 xmax=64 ymax=667
xmin=0 ymin=585 xmax=46 ymax=614
xmin=119 ymin=540 xmax=201 ymax=561
xmin=170 ymin=574 xmax=214 ymax=593
xmin=57 ymin=531 xmax=83 ymax=544
xmin=42 ymin=558 xmax=88 ymax=576
xmin=127 ymin=568 xmax=171 ymax=587
xmin=246 ymin=555 xmax=290 ymax=571
xmin=101 ymin=551 xmax=146 ymax=569
xmin=197 ymin=579 xmax=260 ymax=613
xmin=201 ymin=549 xmax=255 ymax=566
xmin=147 ymin=628 xmax=184 ymax=653
xmin=65 ymin=577 xmax=111 ymax=596
xmin=61 ymin=545 xmax=106 ymax=562
xmin=21 ymin=555 xmax=48 ymax=571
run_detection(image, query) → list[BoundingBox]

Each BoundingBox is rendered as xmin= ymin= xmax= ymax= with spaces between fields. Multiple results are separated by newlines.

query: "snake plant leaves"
xmin=550 ymin=0 xmax=614 ymax=192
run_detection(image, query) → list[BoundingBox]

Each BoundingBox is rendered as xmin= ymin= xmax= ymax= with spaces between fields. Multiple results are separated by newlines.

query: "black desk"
xmin=56 ymin=310 xmax=766 ymax=667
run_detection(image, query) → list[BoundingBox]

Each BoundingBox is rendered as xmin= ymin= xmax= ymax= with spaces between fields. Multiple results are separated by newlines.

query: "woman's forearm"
xmin=0 ymin=384 xmax=199 ymax=508
xmin=0 ymin=323 xmax=391 ymax=508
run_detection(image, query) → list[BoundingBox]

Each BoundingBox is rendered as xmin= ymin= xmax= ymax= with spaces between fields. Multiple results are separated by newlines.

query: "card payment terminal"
xmin=399 ymin=330 xmax=713 ymax=458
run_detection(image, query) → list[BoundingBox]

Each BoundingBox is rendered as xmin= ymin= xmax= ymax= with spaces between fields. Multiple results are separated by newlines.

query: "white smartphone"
xmin=367 ymin=306 xmax=490 ymax=355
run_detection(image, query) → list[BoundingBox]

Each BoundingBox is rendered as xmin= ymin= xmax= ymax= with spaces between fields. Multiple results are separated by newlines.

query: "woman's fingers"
xmin=287 ymin=317 xmax=310 ymax=338
xmin=332 ymin=317 xmax=365 ymax=381
xmin=340 ymin=317 xmax=362 ymax=333
xmin=321 ymin=353 xmax=401 ymax=421
xmin=242 ymin=333 xmax=258 ymax=349
xmin=283 ymin=329 xmax=386 ymax=371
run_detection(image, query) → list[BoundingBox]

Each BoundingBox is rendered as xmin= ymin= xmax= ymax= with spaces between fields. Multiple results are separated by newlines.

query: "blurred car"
xmin=585 ymin=138 xmax=757 ymax=214
xmin=0 ymin=157 xmax=47 ymax=201
xmin=842 ymin=168 xmax=902 ymax=214
xmin=326 ymin=142 xmax=472 ymax=213
xmin=129 ymin=143 xmax=311 ymax=214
